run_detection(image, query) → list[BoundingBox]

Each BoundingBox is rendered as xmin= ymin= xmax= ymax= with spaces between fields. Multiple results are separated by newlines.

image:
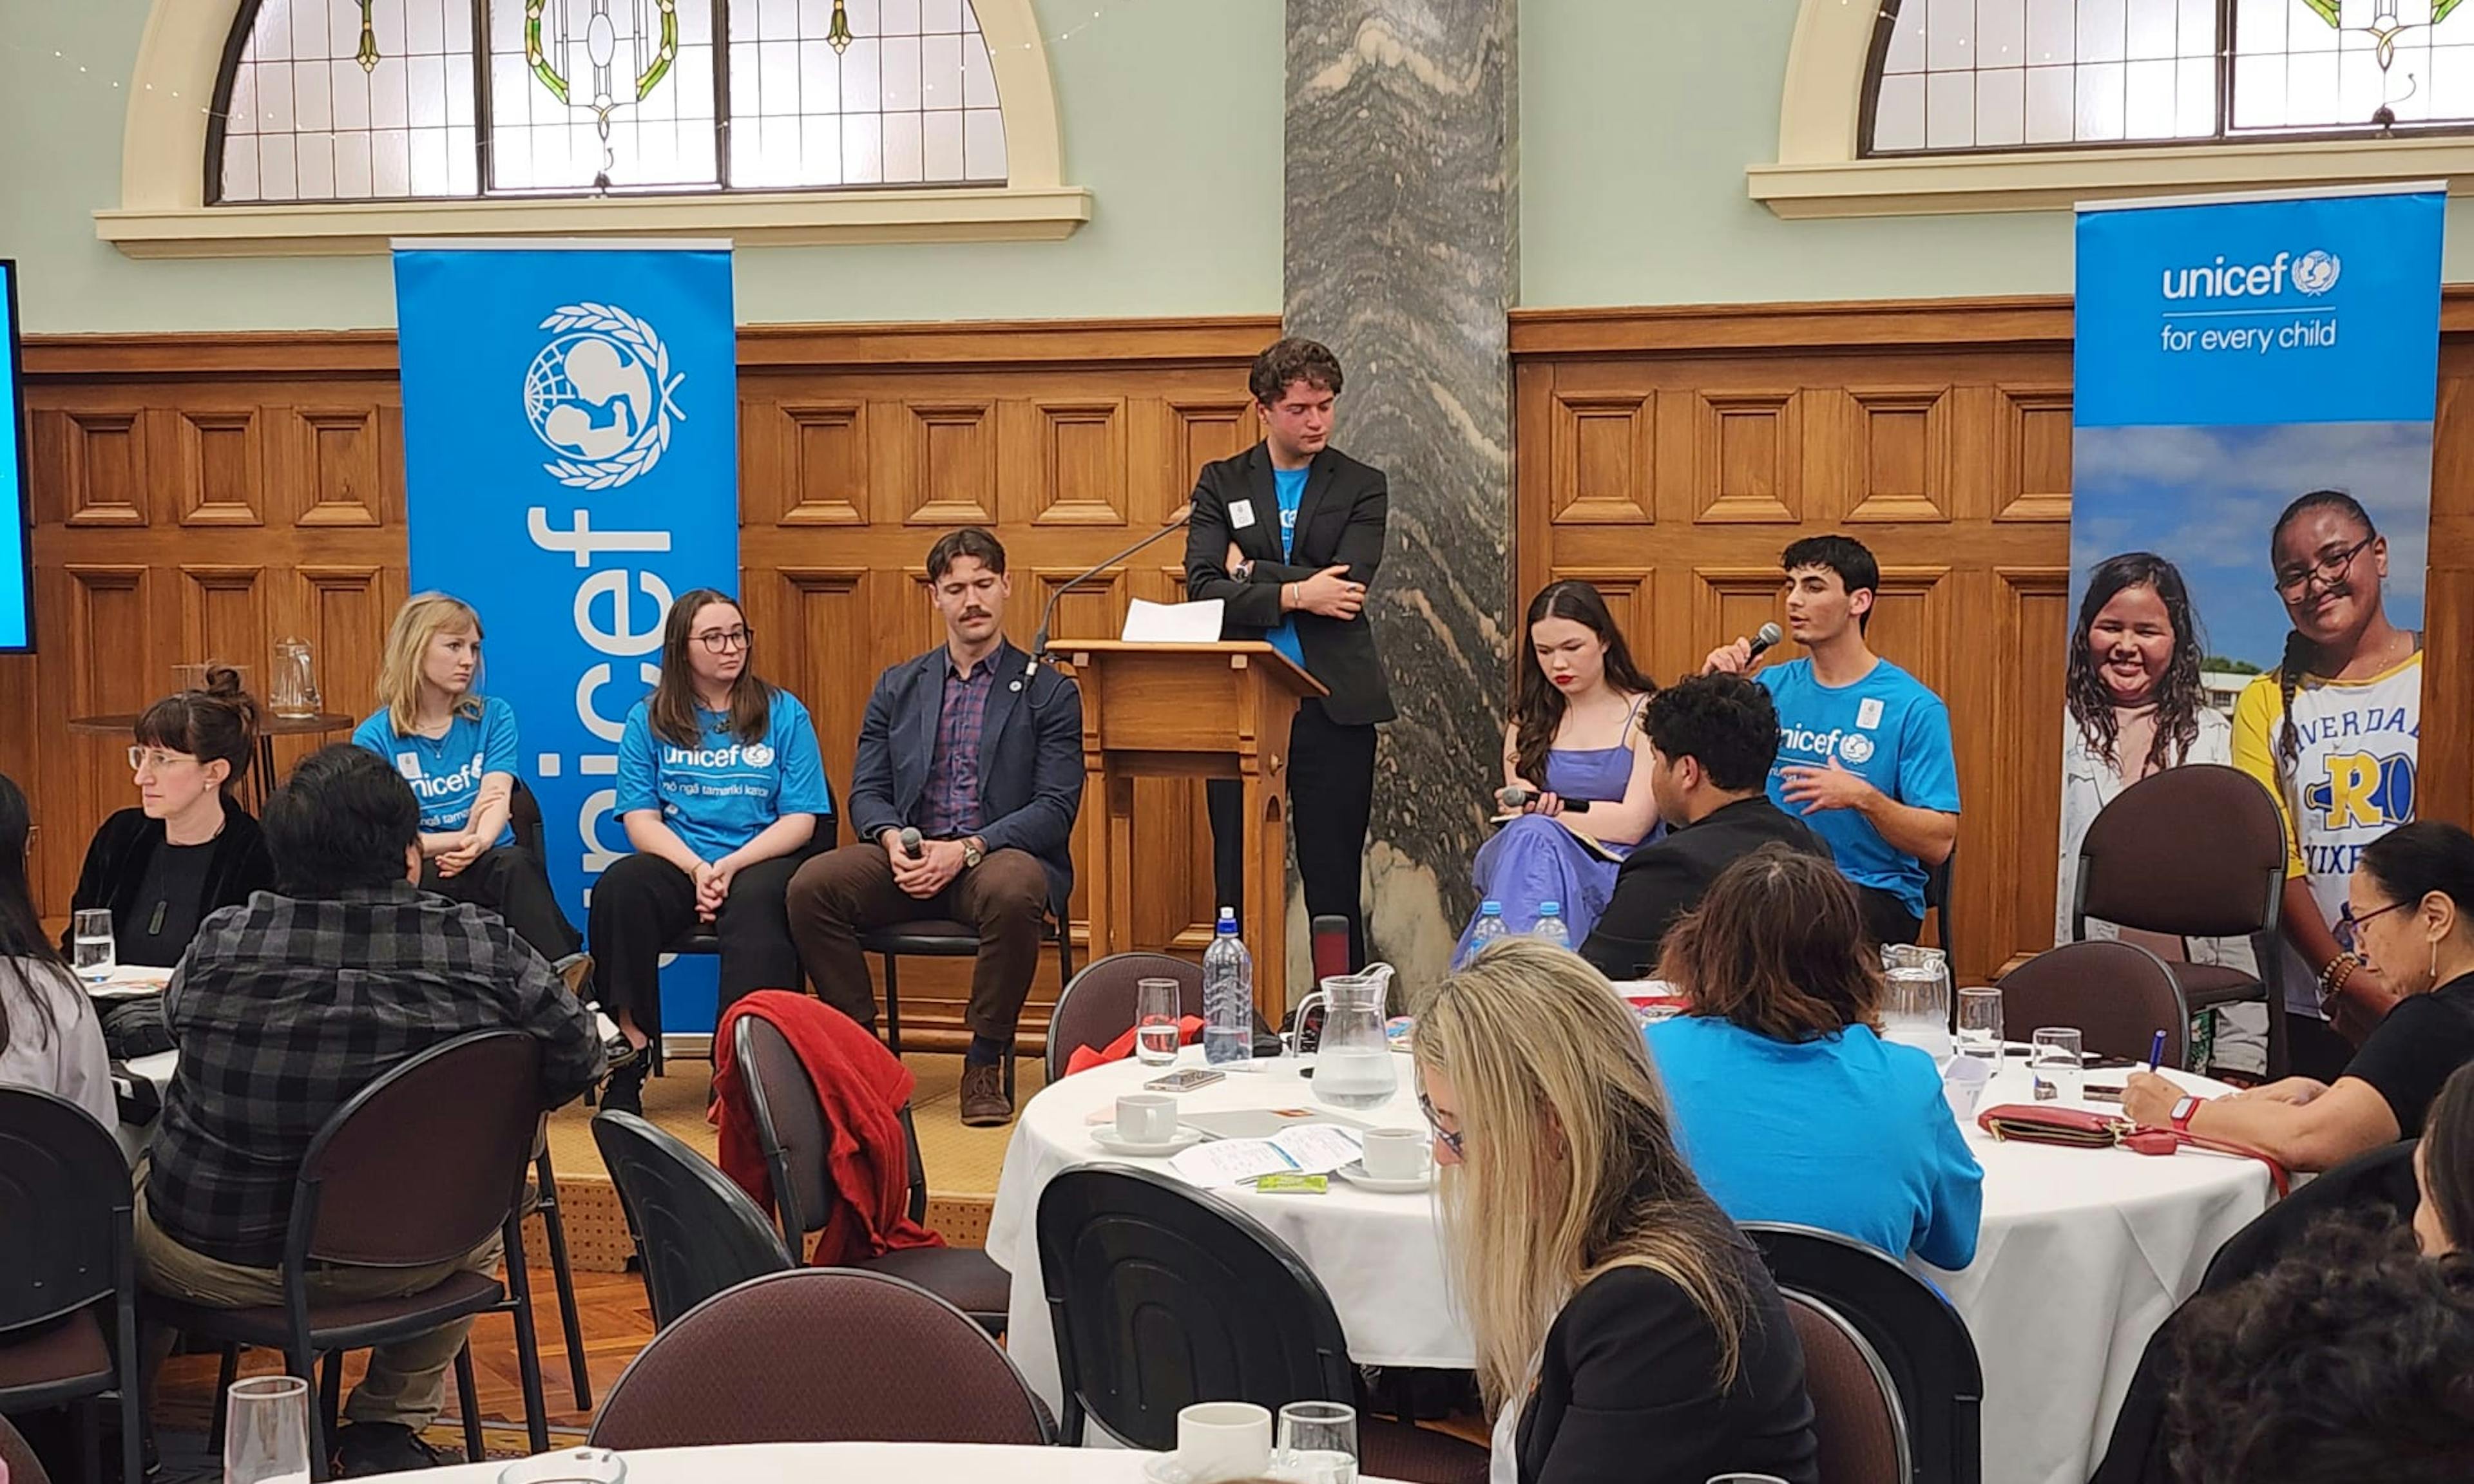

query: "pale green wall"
xmin=0 ymin=0 xmax=1286 ymax=332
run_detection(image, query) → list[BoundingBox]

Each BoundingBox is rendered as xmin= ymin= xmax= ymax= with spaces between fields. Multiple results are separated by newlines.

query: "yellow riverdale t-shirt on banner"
xmin=2231 ymin=650 xmax=2424 ymax=1020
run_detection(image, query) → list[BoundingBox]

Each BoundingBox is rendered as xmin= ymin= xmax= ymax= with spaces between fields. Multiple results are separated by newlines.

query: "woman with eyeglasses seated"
xmin=65 ymin=667 xmax=274 ymax=968
xmin=2125 ymin=821 xmax=2474 ymax=1174
xmin=1645 ymin=844 xmax=1982 ymax=1268
xmin=1414 ymin=937 xmax=1818 ymax=1484
xmin=589 ymin=589 xmax=832 ymax=1114
xmin=3 ymin=774 xmax=114 ymax=1128
xmin=351 ymin=593 xmax=579 ymax=964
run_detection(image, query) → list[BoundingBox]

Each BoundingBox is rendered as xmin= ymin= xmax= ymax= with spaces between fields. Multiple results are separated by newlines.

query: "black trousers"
xmin=1856 ymin=884 xmax=1923 ymax=950
xmin=1207 ymin=698 xmax=1379 ymax=971
xmin=587 ymin=850 xmax=812 ymax=1030
xmin=422 ymin=846 xmax=580 ymax=964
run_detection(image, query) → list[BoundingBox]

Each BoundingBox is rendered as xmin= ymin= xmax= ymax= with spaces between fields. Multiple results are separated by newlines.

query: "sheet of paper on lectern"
xmin=1121 ymin=598 xmax=1223 ymax=643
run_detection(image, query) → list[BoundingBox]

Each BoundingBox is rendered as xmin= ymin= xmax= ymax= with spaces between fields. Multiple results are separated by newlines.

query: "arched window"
xmin=211 ymin=1 xmax=1008 ymax=204
xmin=1867 ymin=0 xmax=2474 ymax=155
xmin=1753 ymin=0 xmax=2474 ymax=219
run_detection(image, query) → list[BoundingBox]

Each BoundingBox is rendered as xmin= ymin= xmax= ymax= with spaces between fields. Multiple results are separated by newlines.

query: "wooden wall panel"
xmin=1517 ymin=294 xmax=2474 ymax=983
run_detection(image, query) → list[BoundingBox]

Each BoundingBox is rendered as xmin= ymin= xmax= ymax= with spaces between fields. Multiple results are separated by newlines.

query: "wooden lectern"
xmin=1058 ymin=641 xmax=1325 ymax=1020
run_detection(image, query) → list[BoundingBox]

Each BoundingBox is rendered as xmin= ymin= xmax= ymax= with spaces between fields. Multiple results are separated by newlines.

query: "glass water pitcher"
xmin=269 ymin=637 xmax=322 ymax=718
xmin=1292 ymin=964 xmax=1399 ymax=1110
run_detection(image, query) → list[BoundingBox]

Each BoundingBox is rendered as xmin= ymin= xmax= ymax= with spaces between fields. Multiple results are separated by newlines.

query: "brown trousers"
xmin=786 ymin=843 xmax=1050 ymax=1043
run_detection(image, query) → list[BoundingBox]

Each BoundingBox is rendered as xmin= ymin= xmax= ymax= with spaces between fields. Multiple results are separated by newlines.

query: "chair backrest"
xmin=0 ymin=1087 xmax=130 ymax=1335
xmin=508 ymin=777 xmax=547 ymax=861
xmin=590 ymin=1268 xmax=1051 ymax=1449
xmin=1045 ymin=953 xmax=1205 ymax=1082
xmin=733 ymin=1014 xmax=837 ymax=1249
xmin=2076 ymin=765 xmax=2285 ymax=938
xmin=591 ymin=1109 xmax=795 ymax=1328
xmin=1998 ymin=940 xmax=2190 ymax=1069
xmin=1784 ymin=1291 xmax=1910 ymax=1484
xmin=291 ymin=1031 xmax=543 ymax=1268
xmin=1745 ymin=1222 xmax=1983 ymax=1484
xmin=1035 ymin=1165 xmax=1353 ymax=1449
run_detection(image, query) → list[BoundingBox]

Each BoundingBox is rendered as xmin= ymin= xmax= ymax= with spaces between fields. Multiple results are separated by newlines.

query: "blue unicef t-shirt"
xmin=1757 ymin=656 xmax=1960 ymax=918
xmin=1265 ymin=464 xmax=1309 ymax=671
xmin=613 ymin=690 xmax=832 ymax=865
xmin=352 ymin=695 xmax=520 ymax=846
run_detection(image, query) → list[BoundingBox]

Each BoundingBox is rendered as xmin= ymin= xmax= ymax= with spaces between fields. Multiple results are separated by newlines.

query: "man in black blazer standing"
xmin=1578 ymin=673 xmax=1830 ymax=981
xmin=1186 ymin=339 xmax=1394 ymax=971
xmin=786 ymin=528 xmax=1083 ymax=1125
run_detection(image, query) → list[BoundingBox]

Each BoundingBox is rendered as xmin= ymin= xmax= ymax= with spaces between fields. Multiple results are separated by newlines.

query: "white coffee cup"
xmin=1115 ymin=1093 xmax=1178 ymax=1145
xmin=1359 ymin=1127 xmax=1431 ymax=1182
xmin=1176 ymin=1401 xmax=1272 ymax=1483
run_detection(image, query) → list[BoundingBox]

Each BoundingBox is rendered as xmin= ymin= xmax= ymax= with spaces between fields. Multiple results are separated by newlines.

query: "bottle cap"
xmin=1481 ymin=900 xmax=1502 ymax=915
xmin=1540 ymin=901 xmax=1561 ymax=915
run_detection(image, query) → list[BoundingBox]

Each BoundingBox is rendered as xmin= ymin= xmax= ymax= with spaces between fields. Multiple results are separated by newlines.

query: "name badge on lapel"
xmin=1229 ymin=499 xmax=1258 ymax=530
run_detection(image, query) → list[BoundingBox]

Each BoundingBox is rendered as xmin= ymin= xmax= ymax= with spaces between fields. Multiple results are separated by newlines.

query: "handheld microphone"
xmin=1030 ymin=502 xmax=1197 ymax=676
xmin=1497 ymin=786 xmax=1589 ymax=813
xmin=1746 ymin=621 xmax=1784 ymax=661
xmin=897 ymin=826 xmax=924 ymax=861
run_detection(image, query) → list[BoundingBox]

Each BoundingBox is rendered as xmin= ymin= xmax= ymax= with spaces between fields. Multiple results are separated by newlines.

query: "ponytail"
xmin=2275 ymin=629 xmax=2314 ymax=776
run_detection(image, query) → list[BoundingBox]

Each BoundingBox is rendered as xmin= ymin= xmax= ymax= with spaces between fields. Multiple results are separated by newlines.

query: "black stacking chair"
xmin=0 ymin=1089 xmax=141 ymax=1484
xmin=590 ymin=1110 xmax=795 ymax=1329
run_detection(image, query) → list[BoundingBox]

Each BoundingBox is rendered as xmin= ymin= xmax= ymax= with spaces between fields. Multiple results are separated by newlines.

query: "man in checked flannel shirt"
xmin=136 ymin=745 xmax=604 ymax=1476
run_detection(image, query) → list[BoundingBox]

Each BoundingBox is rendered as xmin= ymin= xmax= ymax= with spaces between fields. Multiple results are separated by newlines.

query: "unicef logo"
xmin=742 ymin=743 xmax=775 ymax=768
xmin=2294 ymin=251 xmax=2342 ymax=296
xmin=1839 ymin=732 xmax=1876 ymax=766
xmin=523 ymin=302 xmax=687 ymax=490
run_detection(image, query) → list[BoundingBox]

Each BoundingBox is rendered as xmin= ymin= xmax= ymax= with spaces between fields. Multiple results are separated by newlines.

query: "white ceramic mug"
xmin=1358 ymin=1127 xmax=1431 ymax=1182
xmin=1115 ymin=1093 xmax=1178 ymax=1145
xmin=1176 ymin=1401 xmax=1272 ymax=1483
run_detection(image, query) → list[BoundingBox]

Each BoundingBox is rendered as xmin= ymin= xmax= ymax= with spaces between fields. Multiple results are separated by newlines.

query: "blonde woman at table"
xmin=0 ymin=774 xmax=114 ymax=1128
xmin=1412 ymin=937 xmax=1818 ymax=1484
xmin=2125 ymin=821 xmax=2474 ymax=1174
xmin=1647 ymin=844 xmax=1982 ymax=1268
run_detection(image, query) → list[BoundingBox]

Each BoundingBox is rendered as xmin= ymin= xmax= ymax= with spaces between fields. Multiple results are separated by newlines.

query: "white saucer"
xmin=1140 ymin=1455 xmax=1198 ymax=1484
xmin=1091 ymin=1125 xmax=1207 ymax=1157
xmin=1334 ymin=1159 xmax=1433 ymax=1194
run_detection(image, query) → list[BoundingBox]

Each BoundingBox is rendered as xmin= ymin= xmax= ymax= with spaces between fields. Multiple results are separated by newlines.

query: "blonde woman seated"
xmin=1413 ymin=937 xmax=1817 ymax=1484
xmin=1649 ymin=844 xmax=1982 ymax=1269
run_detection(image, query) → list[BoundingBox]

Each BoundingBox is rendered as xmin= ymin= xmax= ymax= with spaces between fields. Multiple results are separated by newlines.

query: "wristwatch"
xmin=2169 ymin=1095 xmax=2201 ymax=1133
xmin=962 ymin=839 xmax=985 ymax=870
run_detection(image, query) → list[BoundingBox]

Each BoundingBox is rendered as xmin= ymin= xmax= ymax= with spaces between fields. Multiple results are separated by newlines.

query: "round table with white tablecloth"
xmin=362 ymin=1440 xmax=1406 ymax=1484
xmin=986 ymin=1047 xmax=2277 ymax=1484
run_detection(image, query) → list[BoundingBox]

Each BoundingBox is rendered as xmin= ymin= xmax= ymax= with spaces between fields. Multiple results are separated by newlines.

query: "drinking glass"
xmin=1135 ymin=978 xmax=1182 ymax=1065
xmin=70 ymin=909 xmax=116 ymax=982
xmin=1274 ymin=1400 xmax=1359 ymax=1484
xmin=1956 ymin=988 xmax=2004 ymax=1065
xmin=2031 ymin=1026 xmax=2086 ymax=1103
xmin=224 ymin=1375 xmax=311 ymax=1484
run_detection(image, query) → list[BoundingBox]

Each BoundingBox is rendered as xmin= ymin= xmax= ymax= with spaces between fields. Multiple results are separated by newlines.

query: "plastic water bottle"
xmin=1459 ymin=900 xmax=1507 ymax=969
xmin=1202 ymin=908 xmax=1254 ymax=1065
xmin=1532 ymin=901 xmax=1571 ymax=950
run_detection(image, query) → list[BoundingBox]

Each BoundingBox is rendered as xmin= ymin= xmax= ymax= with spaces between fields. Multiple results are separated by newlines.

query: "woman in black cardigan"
xmin=1413 ymin=937 xmax=1818 ymax=1484
xmin=66 ymin=670 xmax=274 ymax=967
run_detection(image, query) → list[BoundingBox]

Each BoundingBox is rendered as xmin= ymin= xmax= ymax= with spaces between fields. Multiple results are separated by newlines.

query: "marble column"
xmin=1283 ymin=0 xmax=1517 ymax=987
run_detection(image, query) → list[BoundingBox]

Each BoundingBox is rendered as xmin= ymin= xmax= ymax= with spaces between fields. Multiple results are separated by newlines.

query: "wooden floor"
xmin=155 ymin=1267 xmax=656 ymax=1454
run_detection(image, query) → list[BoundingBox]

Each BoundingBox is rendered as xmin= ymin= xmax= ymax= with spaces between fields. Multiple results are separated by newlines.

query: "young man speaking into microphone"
xmin=1185 ymin=339 xmax=1394 ymax=970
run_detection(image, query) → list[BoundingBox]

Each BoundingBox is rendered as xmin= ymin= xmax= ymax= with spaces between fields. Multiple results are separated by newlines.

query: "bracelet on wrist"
xmin=2317 ymin=952 xmax=2361 ymax=1010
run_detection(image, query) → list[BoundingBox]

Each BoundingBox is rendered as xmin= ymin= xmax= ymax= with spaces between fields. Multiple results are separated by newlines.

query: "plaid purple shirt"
xmin=917 ymin=656 xmax=995 ymax=838
xmin=144 ymin=883 xmax=606 ymax=1268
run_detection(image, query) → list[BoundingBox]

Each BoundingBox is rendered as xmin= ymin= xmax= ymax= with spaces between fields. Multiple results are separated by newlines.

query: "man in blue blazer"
xmin=787 ymin=528 xmax=1084 ymax=1125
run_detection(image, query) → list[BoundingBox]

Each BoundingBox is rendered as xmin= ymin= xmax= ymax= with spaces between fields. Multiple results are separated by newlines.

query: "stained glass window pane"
xmin=213 ymin=0 xmax=1010 ymax=200
xmin=218 ymin=0 xmax=479 ymax=202
xmin=726 ymin=0 xmax=1007 ymax=188
xmin=1868 ymin=0 xmax=2474 ymax=155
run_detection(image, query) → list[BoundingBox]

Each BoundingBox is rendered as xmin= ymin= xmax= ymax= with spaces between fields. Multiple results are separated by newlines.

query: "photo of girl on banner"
xmin=2064 ymin=423 xmax=2433 ymax=1080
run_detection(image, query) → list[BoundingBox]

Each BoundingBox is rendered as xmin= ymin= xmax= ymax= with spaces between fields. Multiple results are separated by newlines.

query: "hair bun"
xmin=201 ymin=664 xmax=264 ymax=731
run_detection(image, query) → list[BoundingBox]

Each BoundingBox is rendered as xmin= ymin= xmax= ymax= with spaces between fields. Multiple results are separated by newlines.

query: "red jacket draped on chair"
xmin=713 ymin=991 xmax=943 ymax=1264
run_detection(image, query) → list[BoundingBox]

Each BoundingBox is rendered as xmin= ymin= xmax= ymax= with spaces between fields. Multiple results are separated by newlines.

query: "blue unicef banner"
xmin=2063 ymin=186 xmax=2440 ymax=1074
xmin=395 ymin=241 xmax=738 ymax=1035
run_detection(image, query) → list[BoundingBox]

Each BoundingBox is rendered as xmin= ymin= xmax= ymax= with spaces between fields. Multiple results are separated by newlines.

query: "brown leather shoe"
xmin=959 ymin=1063 xmax=1013 ymax=1127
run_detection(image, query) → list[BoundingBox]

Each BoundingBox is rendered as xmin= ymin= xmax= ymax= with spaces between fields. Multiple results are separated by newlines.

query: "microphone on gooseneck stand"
xmin=1029 ymin=502 xmax=1198 ymax=678
xmin=897 ymin=826 xmax=925 ymax=861
xmin=1746 ymin=621 xmax=1785 ymax=662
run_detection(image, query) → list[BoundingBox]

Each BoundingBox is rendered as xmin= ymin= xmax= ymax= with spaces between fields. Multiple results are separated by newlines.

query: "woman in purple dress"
xmin=1458 ymin=582 xmax=1661 ymax=959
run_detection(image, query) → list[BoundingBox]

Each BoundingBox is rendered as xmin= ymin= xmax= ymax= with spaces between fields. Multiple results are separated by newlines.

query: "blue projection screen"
xmin=0 ymin=261 xmax=28 ymax=652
